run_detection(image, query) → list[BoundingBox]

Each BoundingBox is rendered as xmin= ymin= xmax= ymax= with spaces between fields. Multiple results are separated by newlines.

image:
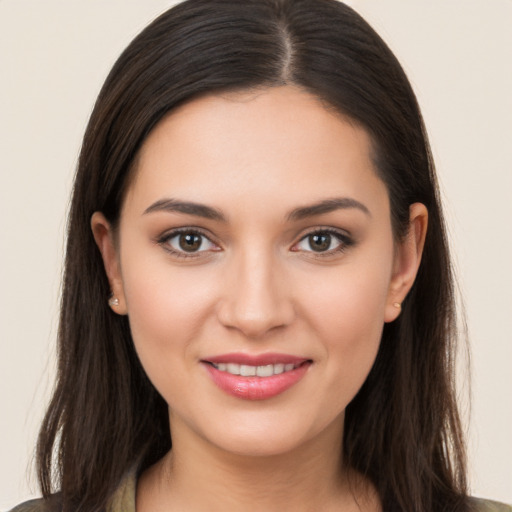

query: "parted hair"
xmin=37 ymin=1 xmax=470 ymax=511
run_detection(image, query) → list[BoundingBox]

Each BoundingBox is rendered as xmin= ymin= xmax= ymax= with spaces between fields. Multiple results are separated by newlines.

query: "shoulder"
xmin=469 ymin=497 xmax=512 ymax=512
xmin=7 ymin=468 xmax=136 ymax=512
xmin=8 ymin=495 xmax=62 ymax=512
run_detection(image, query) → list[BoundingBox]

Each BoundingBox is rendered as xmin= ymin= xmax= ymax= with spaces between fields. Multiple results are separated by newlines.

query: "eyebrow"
xmin=143 ymin=196 xmax=370 ymax=222
xmin=287 ymin=197 xmax=371 ymax=221
xmin=143 ymin=198 xmax=227 ymax=221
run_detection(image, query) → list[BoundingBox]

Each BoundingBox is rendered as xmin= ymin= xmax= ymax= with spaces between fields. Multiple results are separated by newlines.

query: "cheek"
xmin=296 ymin=253 xmax=393 ymax=403
xmin=299 ymin=256 xmax=392 ymax=344
xmin=119 ymin=251 xmax=218 ymax=378
xmin=314 ymin=276 xmax=385 ymax=363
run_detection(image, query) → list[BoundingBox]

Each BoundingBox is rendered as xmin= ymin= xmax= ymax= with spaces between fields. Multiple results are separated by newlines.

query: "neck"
xmin=137 ymin=414 xmax=380 ymax=512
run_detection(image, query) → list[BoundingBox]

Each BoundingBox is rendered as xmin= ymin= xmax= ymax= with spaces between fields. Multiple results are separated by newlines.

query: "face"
xmin=93 ymin=86 xmax=426 ymax=458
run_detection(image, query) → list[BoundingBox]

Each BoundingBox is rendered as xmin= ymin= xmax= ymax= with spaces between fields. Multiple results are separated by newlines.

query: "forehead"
xmin=124 ymin=86 xmax=388 ymax=218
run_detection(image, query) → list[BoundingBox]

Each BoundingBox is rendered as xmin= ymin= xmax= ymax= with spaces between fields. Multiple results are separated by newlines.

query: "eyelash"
xmin=157 ymin=228 xmax=219 ymax=259
xmin=157 ymin=227 xmax=354 ymax=259
xmin=292 ymin=228 xmax=354 ymax=257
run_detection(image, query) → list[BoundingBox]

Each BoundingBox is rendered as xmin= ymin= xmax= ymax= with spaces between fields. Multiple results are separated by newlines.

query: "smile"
xmin=210 ymin=362 xmax=300 ymax=377
xmin=202 ymin=353 xmax=312 ymax=400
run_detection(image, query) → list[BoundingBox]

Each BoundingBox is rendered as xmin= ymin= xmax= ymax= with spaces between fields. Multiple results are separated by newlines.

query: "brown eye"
xmin=163 ymin=230 xmax=217 ymax=255
xmin=293 ymin=229 xmax=351 ymax=255
xmin=179 ymin=233 xmax=202 ymax=252
xmin=308 ymin=233 xmax=332 ymax=252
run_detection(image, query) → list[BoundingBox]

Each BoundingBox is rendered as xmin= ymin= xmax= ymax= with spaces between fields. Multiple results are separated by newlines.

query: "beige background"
xmin=1 ymin=0 xmax=511 ymax=508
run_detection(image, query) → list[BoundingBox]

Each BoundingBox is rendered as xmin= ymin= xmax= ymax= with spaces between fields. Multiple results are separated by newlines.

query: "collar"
xmin=106 ymin=467 xmax=137 ymax=512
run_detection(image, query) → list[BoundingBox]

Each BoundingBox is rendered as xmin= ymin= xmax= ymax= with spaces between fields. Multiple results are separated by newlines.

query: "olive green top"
xmin=9 ymin=469 xmax=512 ymax=512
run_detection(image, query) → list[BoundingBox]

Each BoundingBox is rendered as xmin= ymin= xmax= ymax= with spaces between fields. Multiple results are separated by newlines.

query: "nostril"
xmin=216 ymin=300 xmax=294 ymax=338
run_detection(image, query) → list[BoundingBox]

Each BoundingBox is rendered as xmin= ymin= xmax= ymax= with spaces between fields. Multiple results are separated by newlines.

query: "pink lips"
xmin=202 ymin=352 xmax=312 ymax=401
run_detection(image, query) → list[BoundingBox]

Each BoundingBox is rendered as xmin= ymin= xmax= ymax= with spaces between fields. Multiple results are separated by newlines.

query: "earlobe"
xmin=90 ymin=212 xmax=128 ymax=315
xmin=384 ymin=203 xmax=428 ymax=323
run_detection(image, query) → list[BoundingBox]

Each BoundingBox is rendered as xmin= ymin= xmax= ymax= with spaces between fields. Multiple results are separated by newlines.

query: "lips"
xmin=201 ymin=353 xmax=312 ymax=400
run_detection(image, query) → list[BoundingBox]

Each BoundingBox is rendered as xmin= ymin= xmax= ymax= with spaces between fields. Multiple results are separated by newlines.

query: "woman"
xmin=9 ymin=0 xmax=511 ymax=511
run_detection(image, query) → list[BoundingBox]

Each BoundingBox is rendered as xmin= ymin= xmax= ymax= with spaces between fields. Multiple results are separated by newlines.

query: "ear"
xmin=91 ymin=212 xmax=128 ymax=315
xmin=384 ymin=203 xmax=428 ymax=323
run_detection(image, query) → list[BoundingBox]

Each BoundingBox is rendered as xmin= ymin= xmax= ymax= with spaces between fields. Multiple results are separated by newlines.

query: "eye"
xmin=159 ymin=229 xmax=219 ymax=256
xmin=293 ymin=229 xmax=352 ymax=255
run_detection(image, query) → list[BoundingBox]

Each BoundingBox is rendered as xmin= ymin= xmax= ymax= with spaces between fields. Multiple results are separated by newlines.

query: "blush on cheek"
xmin=302 ymin=270 xmax=389 ymax=328
xmin=124 ymin=259 xmax=213 ymax=328
xmin=301 ymin=272 xmax=386 ymax=382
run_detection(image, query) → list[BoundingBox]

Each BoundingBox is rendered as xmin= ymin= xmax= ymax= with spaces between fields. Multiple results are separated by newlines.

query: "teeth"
xmin=226 ymin=363 xmax=240 ymax=375
xmin=212 ymin=362 xmax=301 ymax=377
xmin=240 ymin=365 xmax=256 ymax=376
xmin=256 ymin=364 xmax=273 ymax=377
xmin=274 ymin=363 xmax=284 ymax=375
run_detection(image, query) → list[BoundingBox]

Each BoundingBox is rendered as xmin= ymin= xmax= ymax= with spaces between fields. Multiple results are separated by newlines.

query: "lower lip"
xmin=203 ymin=362 xmax=311 ymax=400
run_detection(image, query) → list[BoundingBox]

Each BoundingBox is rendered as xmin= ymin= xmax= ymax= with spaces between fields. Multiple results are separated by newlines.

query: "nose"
xmin=216 ymin=248 xmax=295 ymax=339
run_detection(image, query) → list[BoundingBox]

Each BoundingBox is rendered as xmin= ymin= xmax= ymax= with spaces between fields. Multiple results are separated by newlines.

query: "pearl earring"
xmin=108 ymin=295 xmax=120 ymax=307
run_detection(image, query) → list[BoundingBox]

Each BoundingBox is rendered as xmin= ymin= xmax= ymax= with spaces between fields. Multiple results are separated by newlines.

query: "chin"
xmin=211 ymin=430 xmax=311 ymax=458
xmin=193 ymin=409 xmax=344 ymax=459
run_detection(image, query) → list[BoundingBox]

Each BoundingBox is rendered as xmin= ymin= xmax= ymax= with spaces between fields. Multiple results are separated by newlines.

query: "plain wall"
xmin=1 ymin=0 xmax=511 ymax=508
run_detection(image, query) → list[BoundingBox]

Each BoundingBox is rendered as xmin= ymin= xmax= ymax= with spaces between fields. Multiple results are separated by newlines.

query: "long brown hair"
xmin=37 ymin=1 xmax=469 ymax=510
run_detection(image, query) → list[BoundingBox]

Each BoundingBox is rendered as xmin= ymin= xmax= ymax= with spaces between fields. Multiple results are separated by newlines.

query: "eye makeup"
xmin=155 ymin=225 xmax=356 ymax=261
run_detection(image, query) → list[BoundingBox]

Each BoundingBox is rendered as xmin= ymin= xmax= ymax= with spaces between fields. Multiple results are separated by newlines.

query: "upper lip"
xmin=202 ymin=352 xmax=310 ymax=366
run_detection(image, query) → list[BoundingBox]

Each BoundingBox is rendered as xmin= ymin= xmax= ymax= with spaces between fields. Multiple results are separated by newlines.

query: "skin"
xmin=92 ymin=85 xmax=427 ymax=511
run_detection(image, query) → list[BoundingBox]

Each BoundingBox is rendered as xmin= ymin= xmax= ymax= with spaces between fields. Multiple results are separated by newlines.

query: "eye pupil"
xmin=179 ymin=233 xmax=202 ymax=252
xmin=309 ymin=233 xmax=331 ymax=252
